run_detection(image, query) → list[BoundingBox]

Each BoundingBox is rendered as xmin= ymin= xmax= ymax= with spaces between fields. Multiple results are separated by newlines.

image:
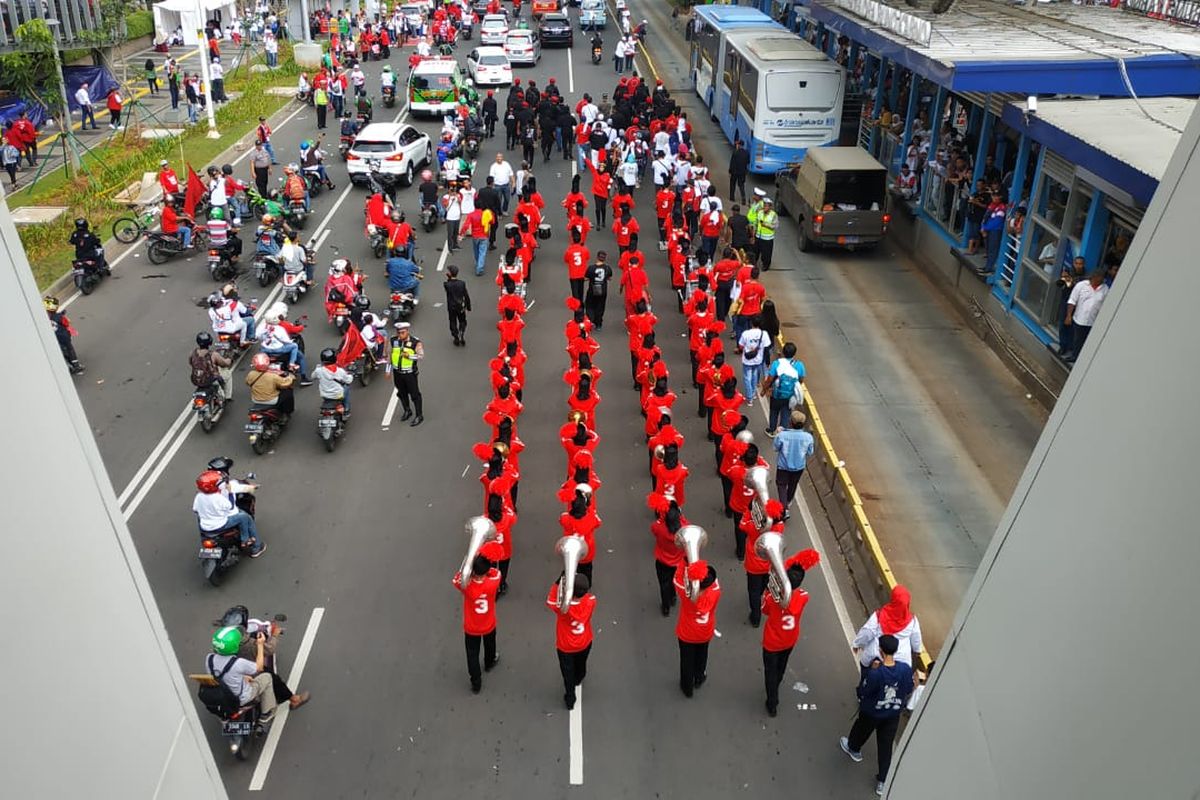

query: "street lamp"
xmin=195 ymin=2 xmax=220 ymax=139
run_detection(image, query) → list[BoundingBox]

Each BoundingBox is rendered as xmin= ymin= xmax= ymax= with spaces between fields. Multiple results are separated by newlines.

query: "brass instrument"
xmin=744 ymin=465 xmax=771 ymax=532
xmin=755 ymin=530 xmax=791 ymax=607
xmin=568 ymin=410 xmax=586 ymax=424
xmin=458 ymin=516 xmax=499 ymax=587
xmin=674 ymin=524 xmax=708 ymax=600
xmin=555 ymin=535 xmax=589 ymax=613
xmin=735 ymin=430 xmax=754 ymax=445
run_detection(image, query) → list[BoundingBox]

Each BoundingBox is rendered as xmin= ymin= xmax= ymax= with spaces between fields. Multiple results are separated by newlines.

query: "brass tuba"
xmin=459 ymin=516 xmax=499 ymax=587
xmin=744 ymin=465 xmax=772 ymax=532
xmin=755 ymin=530 xmax=792 ymax=607
xmin=555 ymin=535 xmax=589 ymax=613
xmin=674 ymin=524 xmax=708 ymax=600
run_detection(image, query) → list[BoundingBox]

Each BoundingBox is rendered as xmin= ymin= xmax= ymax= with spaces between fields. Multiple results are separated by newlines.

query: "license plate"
xmin=839 ymin=235 xmax=860 ymax=244
xmin=244 ymin=423 xmax=264 ymax=433
xmin=222 ymin=720 xmax=253 ymax=735
xmin=199 ymin=547 xmax=222 ymax=559
xmin=318 ymin=417 xmax=338 ymax=428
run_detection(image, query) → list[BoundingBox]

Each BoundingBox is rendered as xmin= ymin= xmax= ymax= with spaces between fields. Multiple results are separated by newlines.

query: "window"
xmin=1102 ymin=216 xmax=1136 ymax=270
xmin=765 ymin=71 xmax=839 ymax=112
xmin=412 ymin=74 xmax=453 ymax=90
xmin=1026 ymin=223 xmax=1060 ymax=275
xmin=738 ymin=59 xmax=758 ymax=118
xmin=400 ymin=127 xmax=421 ymax=144
xmin=723 ymin=48 xmax=738 ymax=90
xmin=1032 ymin=174 xmax=1069 ymax=227
xmin=479 ymin=54 xmax=508 ymax=65
xmin=352 ymin=140 xmax=398 ymax=154
xmin=824 ymin=170 xmax=886 ymax=209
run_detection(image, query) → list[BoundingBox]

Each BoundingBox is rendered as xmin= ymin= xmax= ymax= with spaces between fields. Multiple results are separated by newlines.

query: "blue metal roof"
xmin=798 ymin=0 xmax=1200 ymax=96
xmin=695 ymin=5 xmax=780 ymax=25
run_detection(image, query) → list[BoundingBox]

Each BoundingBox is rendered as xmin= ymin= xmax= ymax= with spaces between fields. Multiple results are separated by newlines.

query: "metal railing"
xmin=0 ymin=0 xmax=114 ymax=49
xmin=878 ymin=131 xmax=901 ymax=174
xmin=857 ymin=112 xmax=872 ymax=151
xmin=996 ymin=228 xmax=1021 ymax=291
xmin=921 ymin=164 xmax=966 ymax=237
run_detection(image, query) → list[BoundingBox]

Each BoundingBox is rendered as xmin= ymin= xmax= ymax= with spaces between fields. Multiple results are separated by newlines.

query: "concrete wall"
xmin=886 ymin=103 xmax=1200 ymax=799
xmin=0 ymin=198 xmax=226 ymax=798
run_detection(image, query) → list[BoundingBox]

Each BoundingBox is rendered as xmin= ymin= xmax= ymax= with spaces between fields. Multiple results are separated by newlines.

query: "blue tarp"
xmin=0 ymin=96 xmax=49 ymax=130
xmin=63 ymin=65 xmax=118 ymax=111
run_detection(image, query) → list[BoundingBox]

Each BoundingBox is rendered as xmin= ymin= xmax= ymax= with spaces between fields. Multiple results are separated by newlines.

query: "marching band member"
xmin=674 ymin=560 xmax=720 ymax=698
xmin=452 ymin=541 xmax=503 ymax=694
xmin=762 ymin=549 xmax=821 ymax=716
xmin=560 ymin=490 xmax=601 ymax=583
xmin=648 ymin=493 xmax=685 ymax=616
xmin=546 ymin=572 xmax=596 ymax=711
xmin=560 ymin=411 xmax=600 ymax=466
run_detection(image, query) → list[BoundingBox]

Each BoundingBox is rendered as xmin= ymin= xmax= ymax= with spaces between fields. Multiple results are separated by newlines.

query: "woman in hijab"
xmin=852 ymin=585 xmax=924 ymax=678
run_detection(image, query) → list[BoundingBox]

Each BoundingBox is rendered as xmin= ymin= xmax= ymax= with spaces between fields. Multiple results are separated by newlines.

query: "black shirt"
xmin=727 ymin=214 xmax=751 ymax=248
xmin=444 ymin=278 xmax=471 ymax=311
xmin=482 ymin=96 xmax=498 ymax=121
xmin=585 ymin=262 xmax=612 ymax=296
xmin=729 ymin=147 xmax=750 ymax=177
xmin=418 ymin=180 xmax=439 ymax=206
xmin=475 ymin=185 xmax=501 ymax=213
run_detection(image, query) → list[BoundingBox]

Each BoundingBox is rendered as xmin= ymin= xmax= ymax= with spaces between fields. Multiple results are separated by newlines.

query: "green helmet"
xmin=209 ymin=207 xmax=225 ymax=221
xmin=212 ymin=626 xmax=243 ymax=655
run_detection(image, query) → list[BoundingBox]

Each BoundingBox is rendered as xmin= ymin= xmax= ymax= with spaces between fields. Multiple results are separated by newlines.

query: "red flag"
xmin=336 ymin=324 xmax=367 ymax=368
xmin=183 ymin=167 xmax=207 ymax=218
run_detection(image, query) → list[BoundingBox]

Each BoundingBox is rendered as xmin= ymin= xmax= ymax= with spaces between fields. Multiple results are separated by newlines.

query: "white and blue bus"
xmin=688 ymin=4 xmax=784 ymax=114
xmin=713 ymin=31 xmax=845 ymax=174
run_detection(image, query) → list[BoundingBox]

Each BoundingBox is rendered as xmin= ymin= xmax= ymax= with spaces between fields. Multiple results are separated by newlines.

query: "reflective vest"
xmin=390 ymin=336 xmax=420 ymax=372
xmin=747 ymin=200 xmax=763 ymax=227
xmin=755 ymin=210 xmax=778 ymax=240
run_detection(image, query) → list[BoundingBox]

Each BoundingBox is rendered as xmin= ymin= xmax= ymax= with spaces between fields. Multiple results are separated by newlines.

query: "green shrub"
xmin=126 ymin=10 xmax=154 ymax=41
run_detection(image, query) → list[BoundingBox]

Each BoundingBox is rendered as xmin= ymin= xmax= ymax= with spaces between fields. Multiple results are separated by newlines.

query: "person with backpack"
xmin=203 ymin=627 xmax=309 ymax=725
xmin=761 ymin=341 xmax=805 ymax=437
xmin=737 ymin=315 xmax=769 ymax=408
xmin=189 ymin=332 xmax=233 ymax=401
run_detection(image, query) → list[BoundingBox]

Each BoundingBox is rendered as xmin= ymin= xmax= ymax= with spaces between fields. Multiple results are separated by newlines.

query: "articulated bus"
xmin=713 ymin=31 xmax=845 ymax=174
xmin=688 ymin=4 xmax=784 ymax=113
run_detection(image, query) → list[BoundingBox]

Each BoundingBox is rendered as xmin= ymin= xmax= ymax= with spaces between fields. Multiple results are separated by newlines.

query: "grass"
xmin=126 ymin=10 xmax=153 ymax=41
xmin=15 ymin=45 xmax=301 ymax=289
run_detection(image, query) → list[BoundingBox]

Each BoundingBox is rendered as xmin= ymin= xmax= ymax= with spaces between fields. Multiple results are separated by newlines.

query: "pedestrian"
xmin=452 ymin=545 xmax=502 ymax=694
xmin=210 ymin=57 xmax=227 ymax=103
xmin=75 ymin=82 xmax=98 ymax=129
xmin=623 ymin=35 xmax=635 ymax=72
xmin=460 ymin=205 xmax=492 ymax=276
xmin=2 ymin=136 xmax=21 ymax=188
xmin=264 ymin=30 xmax=279 ymax=68
xmin=564 ymin=227 xmax=590 ymax=303
xmin=754 ymin=197 xmax=778 ymax=269
xmin=389 ymin=321 xmax=425 ymax=426
xmin=184 ymin=74 xmax=200 ymax=124
xmin=444 ymin=265 xmax=472 ymax=346
xmin=256 ymin=116 xmax=278 ymax=165
xmin=675 ymin=559 xmax=720 ymax=698
xmin=251 ymin=141 xmax=272 ymax=195
xmin=105 ymin=87 xmax=124 ymax=130
xmin=729 ymin=139 xmax=749 ymax=203
xmin=839 ymin=634 xmax=915 ymax=797
xmin=314 ymin=81 xmax=329 ymax=129
xmin=981 ymin=192 xmax=1007 ymax=278
xmin=545 ymin=573 xmax=596 ymax=710
xmin=853 ymin=585 xmax=924 ymax=677
xmin=44 ymin=296 xmax=85 ymax=374
xmin=762 ymin=342 xmax=805 ymax=437
xmin=166 ymin=58 xmax=180 ymax=109
xmin=759 ymin=299 xmax=780 ymax=364
xmin=489 ymin=153 xmax=515 ymax=215
xmin=648 ymin=494 xmax=685 ymax=616
xmin=1063 ymin=270 xmax=1108 ymax=363
xmin=476 ymin=176 xmax=503 ymax=249
xmin=613 ymin=37 xmax=624 ymax=74
xmin=14 ymin=110 xmax=38 ymax=166
xmin=737 ymin=315 xmax=769 ymax=404
xmin=762 ymin=549 xmax=820 ymax=716
xmin=145 ymin=58 xmax=160 ymax=94
xmin=584 ymin=250 xmax=612 ymax=329
xmin=442 ymin=184 xmax=463 ymax=251
xmin=772 ymin=410 xmax=814 ymax=512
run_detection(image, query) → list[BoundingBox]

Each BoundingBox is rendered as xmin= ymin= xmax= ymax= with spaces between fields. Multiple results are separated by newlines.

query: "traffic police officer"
xmin=754 ymin=196 xmax=778 ymax=271
xmin=390 ymin=321 xmax=425 ymax=426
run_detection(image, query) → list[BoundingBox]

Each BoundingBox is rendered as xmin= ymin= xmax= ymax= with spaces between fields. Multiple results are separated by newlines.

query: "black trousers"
xmin=747 ymin=572 xmax=768 ymax=624
xmin=316 ymin=104 xmax=327 ymax=128
xmin=269 ymin=670 xmax=295 ymax=703
xmin=464 ymin=630 xmax=497 ymax=687
xmin=715 ymin=280 xmax=733 ymax=321
xmin=654 ymin=559 xmax=676 ymax=613
xmin=499 ymin=558 xmax=511 ymax=589
xmin=594 ymin=196 xmax=608 ymax=226
xmin=734 ymin=516 xmax=746 ymax=559
xmin=446 ymin=218 xmax=460 ymax=249
xmin=758 ymin=238 xmax=775 ymax=269
xmin=254 ymin=165 xmax=269 ymax=195
xmin=393 ymin=370 xmax=423 ymax=415
xmin=776 ymin=468 xmax=804 ymax=508
xmin=678 ymin=639 xmax=709 ymax=695
xmin=585 ymin=292 xmax=607 ymax=328
xmin=720 ymin=474 xmax=733 ymax=515
xmin=848 ymin=712 xmax=902 ymax=783
xmin=557 ymin=645 xmax=591 ymax=701
xmin=730 ymin=174 xmax=746 ymax=202
xmin=762 ymin=647 xmax=793 ymax=712
xmin=506 ymin=124 xmax=518 ymax=149
xmin=569 ymin=277 xmax=585 ymax=303
xmin=448 ymin=305 xmax=467 ymax=339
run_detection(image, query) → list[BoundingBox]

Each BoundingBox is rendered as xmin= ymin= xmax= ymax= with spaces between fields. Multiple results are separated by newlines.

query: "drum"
xmin=536 ymin=223 xmax=552 ymax=241
xmin=504 ymin=222 xmax=520 ymax=239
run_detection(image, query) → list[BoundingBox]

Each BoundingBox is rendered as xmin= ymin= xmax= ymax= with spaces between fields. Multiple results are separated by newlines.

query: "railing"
xmin=857 ymin=113 xmax=873 ymax=152
xmin=995 ymin=227 xmax=1021 ymax=291
xmin=0 ymin=0 xmax=114 ymax=50
xmin=878 ymin=131 xmax=901 ymax=174
xmin=921 ymin=163 xmax=966 ymax=237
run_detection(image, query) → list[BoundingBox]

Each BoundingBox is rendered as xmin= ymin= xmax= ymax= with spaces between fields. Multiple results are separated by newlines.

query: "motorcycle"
xmin=338 ymin=133 xmax=354 ymax=161
xmin=71 ymin=255 xmax=109 ymax=295
xmin=208 ymin=239 xmax=241 ymax=282
xmin=288 ymin=199 xmax=309 ymax=229
xmin=332 ymin=301 xmax=351 ymax=334
xmin=282 ymin=268 xmax=308 ymax=305
xmin=591 ymin=44 xmax=602 ymax=64
xmin=420 ymin=202 xmax=438 ymax=233
xmin=389 ymin=290 xmax=417 ymax=323
xmin=146 ymin=227 xmax=208 ymax=265
xmin=192 ymin=380 xmax=229 ymax=433
xmin=196 ymin=473 xmax=257 ymax=585
xmin=245 ymin=402 xmax=288 ymax=455
xmin=464 ymin=132 xmax=481 ymax=160
xmin=352 ymin=346 xmax=378 ymax=387
xmin=303 ymin=169 xmax=325 ymax=198
xmin=317 ymin=398 xmax=347 ymax=452
xmin=382 ymin=84 xmax=396 ymax=107
xmin=367 ymin=223 xmax=388 ymax=259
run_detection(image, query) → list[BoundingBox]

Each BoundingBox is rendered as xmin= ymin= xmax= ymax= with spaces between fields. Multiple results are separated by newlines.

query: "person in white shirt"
xmin=442 ymin=187 xmax=463 ymax=251
xmin=489 ymin=154 xmax=516 ymax=214
xmin=207 ymin=290 xmax=256 ymax=341
xmin=737 ymin=316 xmax=770 ymax=403
xmin=260 ymin=303 xmax=306 ymax=376
xmin=416 ymin=37 xmax=431 ymax=57
xmin=311 ymin=348 xmax=354 ymax=415
xmin=264 ymin=31 xmax=279 ymax=68
xmin=350 ymin=64 xmax=366 ymax=96
xmin=75 ymin=83 xmax=98 ymax=129
xmin=650 ymin=150 xmax=674 ymax=189
xmin=515 ymin=162 xmax=531 ymax=198
xmin=458 ymin=177 xmax=477 ymax=214
xmin=1064 ymin=270 xmax=1108 ymax=362
xmin=852 ymin=585 xmax=923 ymax=676
xmin=192 ymin=472 xmax=265 ymax=554
xmin=580 ymin=99 xmax=598 ymax=124
xmin=653 ymin=128 xmax=671 ymax=157
xmin=210 ymin=57 xmax=226 ymax=103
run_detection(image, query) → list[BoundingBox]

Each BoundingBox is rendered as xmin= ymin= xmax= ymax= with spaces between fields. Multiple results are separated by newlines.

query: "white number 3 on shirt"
xmin=474 ymin=597 xmax=490 ymax=615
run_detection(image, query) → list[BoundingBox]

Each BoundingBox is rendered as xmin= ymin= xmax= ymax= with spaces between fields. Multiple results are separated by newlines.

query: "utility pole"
xmin=195 ymin=17 xmax=220 ymax=139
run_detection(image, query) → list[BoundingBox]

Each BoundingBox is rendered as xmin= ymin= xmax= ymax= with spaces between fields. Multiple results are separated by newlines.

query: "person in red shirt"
xmin=647 ymin=411 xmax=684 ymax=474
xmin=158 ymin=160 xmax=180 ymax=198
xmin=728 ymin=444 xmax=767 ymax=559
xmin=655 ymin=186 xmax=675 ymax=250
xmin=741 ymin=502 xmax=778 ymax=627
xmin=585 ymin=159 xmax=612 ymax=226
xmin=711 ymin=248 xmax=741 ymax=322
xmin=567 ymin=202 xmax=591 ymax=244
xmin=736 ymin=265 xmax=767 ymax=336
xmin=648 ymin=493 xmax=685 ymax=616
xmin=452 ymin=542 xmax=503 ymax=693
xmin=719 ymin=421 xmax=751 ymax=515
xmin=560 ymin=411 xmax=599 ymax=466
xmin=567 ymin=371 xmax=600 ymax=429
xmin=562 ymin=174 xmax=588 ymax=215
xmin=486 ymin=493 xmax=517 ymax=596
xmin=619 ymin=252 xmax=650 ymax=319
xmin=652 ymin=442 xmax=689 ymax=508
xmin=564 ymin=227 xmax=590 ymax=302
xmin=559 ymin=494 xmax=601 ymax=582
xmin=564 ymin=298 xmax=594 ymax=342
xmin=674 ymin=559 xmax=721 ymax=698
xmin=762 ymin=547 xmax=821 ymax=716
xmin=612 ymin=207 xmax=640 ymax=254
xmin=545 ymin=572 xmax=596 ymax=710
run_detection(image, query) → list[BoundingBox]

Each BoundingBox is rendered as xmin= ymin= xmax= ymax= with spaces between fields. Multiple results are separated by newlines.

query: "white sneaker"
xmin=876 ymin=781 xmax=885 ymax=796
xmin=839 ymin=736 xmax=863 ymax=763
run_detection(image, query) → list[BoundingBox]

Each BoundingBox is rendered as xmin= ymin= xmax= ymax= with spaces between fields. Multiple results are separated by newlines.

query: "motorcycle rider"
xmin=190 ymin=331 xmax=233 ymax=401
xmin=481 ymin=90 xmax=498 ymax=138
xmin=279 ymin=229 xmax=313 ymax=284
xmin=386 ymin=250 xmax=423 ymax=300
xmin=222 ymin=163 xmax=250 ymax=222
xmin=283 ymin=164 xmax=309 ymax=212
xmin=255 ymin=214 xmax=284 ymax=258
xmin=387 ymin=209 xmax=415 ymax=259
xmin=207 ymin=207 xmax=242 ymax=263
xmin=301 ymin=137 xmax=336 ymax=190
xmin=44 ymin=296 xmax=85 ymax=374
xmin=312 ymin=347 xmax=353 ymax=418
xmin=260 ymin=302 xmax=309 ymax=380
xmin=205 ymin=627 xmax=277 ymax=724
xmin=193 ymin=469 xmax=266 ymax=556
xmin=590 ymin=31 xmax=603 ymax=59
xmin=418 ymin=169 xmax=441 ymax=221
xmin=350 ymin=296 xmax=389 ymax=363
xmin=324 ymin=258 xmax=361 ymax=321
xmin=246 ymin=351 xmax=296 ymax=416
xmin=208 ymin=286 xmax=257 ymax=344
xmin=355 ymin=92 xmax=374 ymax=124
xmin=380 ymin=63 xmax=397 ymax=98
xmin=68 ymin=217 xmax=109 ymax=273
xmin=160 ymin=197 xmax=194 ymax=249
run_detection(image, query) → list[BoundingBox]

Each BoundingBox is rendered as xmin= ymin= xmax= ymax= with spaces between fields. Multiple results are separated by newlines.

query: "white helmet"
xmin=330 ymin=258 xmax=349 ymax=276
xmin=383 ymin=65 xmax=393 ymax=72
xmin=265 ymin=301 xmax=289 ymax=324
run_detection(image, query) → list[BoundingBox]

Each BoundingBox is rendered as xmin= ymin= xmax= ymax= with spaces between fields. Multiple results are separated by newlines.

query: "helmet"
xmin=195 ymin=331 xmax=213 ymax=348
xmin=267 ymin=301 xmax=289 ymax=322
xmin=221 ymin=283 xmax=238 ymax=299
xmin=206 ymin=165 xmax=219 ymax=176
xmin=251 ymin=353 xmax=271 ymax=371
xmin=207 ymin=293 xmax=224 ymax=309
xmin=43 ymin=295 xmax=60 ymax=311
xmin=287 ymin=162 xmax=300 ymax=172
xmin=549 ymin=77 xmax=556 ymax=84
xmin=353 ymin=294 xmax=371 ymax=310
xmin=212 ymin=626 xmax=243 ymax=656
xmin=73 ymin=218 xmax=89 ymax=231
xmin=465 ymin=77 xmax=474 ymax=87
xmin=221 ymin=163 xmax=233 ymax=175
xmin=196 ymin=470 xmax=223 ymax=493
xmin=301 ymin=139 xmax=312 ymax=150
xmin=330 ymin=258 xmax=348 ymax=275
xmin=261 ymin=214 xmax=275 ymax=225
xmin=320 ymin=347 xmax=337 ymax=365
xmin=209 ymin=207 xmax=225 ymax=221
xmin=206 ymin=456 xmax=233 ymax=473
xmin=383 ymin=65 xmax=392 ymax=72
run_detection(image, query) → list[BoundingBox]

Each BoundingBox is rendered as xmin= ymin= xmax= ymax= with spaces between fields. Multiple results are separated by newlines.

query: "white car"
xmin=504 ymin=29 xmax=542 ymax=65
xmin=346 ymin=123 xmax=433 ymax=187
xmin=466 ymin=46 xmax=513 ymax=86
xmin=480 ymin=13 xmax=509 ymax=45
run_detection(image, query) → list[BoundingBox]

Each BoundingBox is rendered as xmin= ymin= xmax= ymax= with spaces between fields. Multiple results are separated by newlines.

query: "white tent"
xmin=152 ymin=0 xmax=240 ymax=46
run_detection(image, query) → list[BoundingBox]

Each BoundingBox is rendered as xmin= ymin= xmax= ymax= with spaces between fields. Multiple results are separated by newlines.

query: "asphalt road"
xmin=62 ymin=12 xmax=883 ymax=800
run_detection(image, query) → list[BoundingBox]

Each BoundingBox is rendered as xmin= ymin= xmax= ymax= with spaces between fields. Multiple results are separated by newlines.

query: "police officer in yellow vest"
xmin=746 ymin=187 xmax=767 ymax=263
xmin=389 ymin=321 xmax=425 ymax=426
xmin=754 ymin=196 xmax=778 ymax=270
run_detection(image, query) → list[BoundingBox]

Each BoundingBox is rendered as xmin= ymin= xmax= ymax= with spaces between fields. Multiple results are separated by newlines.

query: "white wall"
xmin=0 ymin=199 xmax=226 ymax=798
xmin=887 ymin=104 xmax=1200 ymax=799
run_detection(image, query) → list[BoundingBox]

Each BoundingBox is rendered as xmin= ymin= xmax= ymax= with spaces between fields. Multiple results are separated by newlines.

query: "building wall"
xmin=886 ymin=100 xmax=1200 ymax=800
xmin=0 ymin=198 xmax=227 ymax=799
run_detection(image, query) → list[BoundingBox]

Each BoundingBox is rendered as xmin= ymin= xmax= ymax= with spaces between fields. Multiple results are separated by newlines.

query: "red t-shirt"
xmin=621 ymin=265 xmax=649 ymax=302
xmin=613 ymin=217 xmax=640 ymax=246
xmin=652 ymin=462 xmax=689 ymax=508
xmin=453 ymin=569 xmax=501 ymax=635
xmin=713 ymin=258 xmax=740 ymax=283
xmin=565 ymin=243 xmax=590 ymax=280
xmin=560 ymin=424 xmax=599 ymax=464
xmin=739 ymin=280 xmax=766 ymax=317
xmin=674 ymin=565 xmax=721 ymax=643
xmin=560 ymin=512 xmax=601 ymax=564
xmin=656 ymin=189 xmax=675 ymax=220
xmin=740 ymin=513 xmax=771 ymax=575
xmin=545 ymin=584 xmax=596 ymax=652
xmin=651 ymin=518 xmax=684 ymax=566
xmin=762 ymin=588 xmax=811 ymax=652
xmin=493 ymin=508 xmax=516 ymax=560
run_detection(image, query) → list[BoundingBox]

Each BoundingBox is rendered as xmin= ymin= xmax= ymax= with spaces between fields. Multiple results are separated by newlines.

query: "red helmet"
xmin=196 ymin=470 xmax=223 ymax=494
xmin=549 ymin=77 xmax=556 ymax=84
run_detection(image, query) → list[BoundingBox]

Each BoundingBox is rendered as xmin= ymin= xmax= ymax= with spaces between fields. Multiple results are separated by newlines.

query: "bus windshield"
xmin=765 ymin=71 xmax=838 ymax=112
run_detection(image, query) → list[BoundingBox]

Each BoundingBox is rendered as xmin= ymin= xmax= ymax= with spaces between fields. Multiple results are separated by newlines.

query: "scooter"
xmin=317 ymin=398 xmax=347 ymax=452
xmin=246 ymin=402 xmax=288 ymax=455
xmin=192 ymin=380 xmax=229 ymax=434
xmin=195 ymin=473 xmax=257 ymax=585
xmin=288 ymin=199 xmax=309 ymax=229
xmin=208 ymin=237 xmax=241 ymax=282
xmin=591 ymin=44 xmax=602 ymax=64
xmin=253 ymin=252 xmax=282 ymax=287
xmin=389 ymin=290 xmax=417 ymax=322
xmin=71 ymin=254 xmax=109 ymax=295
xmin=382 ymin=84 xmax=396 ymax=107
xmin=420 ymin=202 xmax=438 ymax=233
xmin=146 ymin=227 xmax=208 ymax=265
xmin=367 ymin=223 xmax=388 ymax=258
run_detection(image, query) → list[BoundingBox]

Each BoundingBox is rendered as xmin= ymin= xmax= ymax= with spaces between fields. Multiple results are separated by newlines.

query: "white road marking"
xmin=391 ymin=101 xmax=411 ymax=126
xmin=116 ymin=405 xmax=193 ymax=506
xmin=567 ymin=46 xmax=575 ymax=94
xmin=569 ymin=685 xmax=584 ymax=785
xmin=460 ymin=464 xmax=470 ymax=478
xmin=123 ymin=416 xmax=200 ymax=520
xmin=249 ymin=607 xmax=325 ymax=792
xmin=436 ymin=240 xmax=451 ymax=272
xmin=381 ymin=391 xmax=399 ymax=429
xmin=313 ymin=229 xmax=331 ymax=252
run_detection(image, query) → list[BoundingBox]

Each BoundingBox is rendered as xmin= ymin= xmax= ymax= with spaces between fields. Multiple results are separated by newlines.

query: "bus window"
xmin=723 ymin=49 xmax=737 ymax=90
xmin=738 ymin=61 xmax=758 ymax=118
xmin=765 ymin=71 xmax=840 ymax=112
xmin=700 ymin=26 xmax=719 ymax=70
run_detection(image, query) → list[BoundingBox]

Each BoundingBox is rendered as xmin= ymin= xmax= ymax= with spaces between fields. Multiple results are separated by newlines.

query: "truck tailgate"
xmin=819 ymin=210 xmax=884 ymax=240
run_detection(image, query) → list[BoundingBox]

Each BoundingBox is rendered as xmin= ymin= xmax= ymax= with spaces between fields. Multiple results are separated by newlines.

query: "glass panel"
xmin=1033 ymin=173 xmax=1069 ymax=227
xmin=1102 ymin=215 xmax=1136 ymax=279
xmin=1025 ymin=222 xmax=1061 ymax=276
xmin=1063 ymin=186 xmax=1093 ymax=241
xmin=1014 ymin=260 xmax=1052 ymax=324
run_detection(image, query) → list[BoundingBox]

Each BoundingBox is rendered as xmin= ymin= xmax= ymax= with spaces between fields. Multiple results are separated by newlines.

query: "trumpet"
xmin=458 ymin=516 xmax=499 ymax=587
xmin=755 ymin=530 xmax=791 ymax=607
xmin=555 ymin=535 xmax=589 ymax=613
xmin=674 ymin=524 xmax=708 ymax=600
xmin=744 ymin=465 xmax=772 ymax=532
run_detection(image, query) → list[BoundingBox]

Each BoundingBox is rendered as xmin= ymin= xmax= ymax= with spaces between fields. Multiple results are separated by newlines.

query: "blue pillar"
xmin=898 ymin=76 xmax=921 ymax=176
xmin=869 ymin=57 xmax=888 ymax=155
xmin=1007 ymin=142 xmax=1045 ymax=308
xmin=971 ymin=108 xmax=995 ymax=187
xmin=888 ymin=63 xmax=901 ymax=112
xmin=1080 ymin=191 xmax=1109 ymax=271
